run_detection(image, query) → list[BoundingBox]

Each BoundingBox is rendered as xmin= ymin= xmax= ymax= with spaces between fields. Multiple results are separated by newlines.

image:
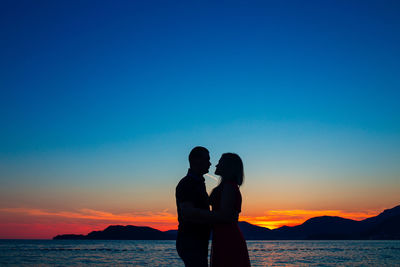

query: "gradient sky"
xmin=1 ymin=0 xmax=400 ymax=238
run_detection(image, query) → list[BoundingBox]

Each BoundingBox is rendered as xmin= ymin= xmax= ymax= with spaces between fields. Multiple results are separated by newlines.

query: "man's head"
xmin=189 ymin=146 xmax=211 ymax=175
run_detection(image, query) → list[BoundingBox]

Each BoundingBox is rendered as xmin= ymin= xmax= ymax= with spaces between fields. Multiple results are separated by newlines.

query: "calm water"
xmin=0 ymin=240 xmax=399 ymax=266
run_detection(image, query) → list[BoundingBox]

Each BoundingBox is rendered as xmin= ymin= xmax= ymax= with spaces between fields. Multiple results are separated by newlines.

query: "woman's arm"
xmin=180 ymin=183 xmax=239 ymax=224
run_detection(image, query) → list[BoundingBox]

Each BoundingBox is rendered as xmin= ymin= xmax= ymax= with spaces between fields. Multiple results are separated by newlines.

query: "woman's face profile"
xmin=215 ymin=156 xmax=226 ymax=176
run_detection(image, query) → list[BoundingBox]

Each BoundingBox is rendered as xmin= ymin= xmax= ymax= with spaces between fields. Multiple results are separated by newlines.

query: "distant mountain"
xmin=270 ymin=205 xmax=400 ymax=240
xmin=54 ymin=225 xmax=175 ymax=240
xmin=361 ymin=214 xmax=400 ymax=240
xmin=163 ymin=229 xmax=178 ymax=239
xmin=54 ymin=205 xmax=400 ymax=240
xmin=269 ymin=205 xmax=400 ymax=240
xmin=362 ymin=205 xmax=400 ymax=226
xmin=238 ymin=221 xmax=273 ymax=240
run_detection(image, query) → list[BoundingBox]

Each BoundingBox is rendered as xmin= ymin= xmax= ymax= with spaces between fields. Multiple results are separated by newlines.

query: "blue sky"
xmin=1 ymin=1 xmax=399 ymax=235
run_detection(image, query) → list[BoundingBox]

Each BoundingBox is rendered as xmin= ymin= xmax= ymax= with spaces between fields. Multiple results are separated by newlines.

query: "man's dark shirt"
xmin=176 ymin=169 xmax=211 ymax=240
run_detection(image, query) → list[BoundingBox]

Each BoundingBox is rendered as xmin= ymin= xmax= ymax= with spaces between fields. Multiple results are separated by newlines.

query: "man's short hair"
xmin=189 ymin=146 xmax=209 ymax=164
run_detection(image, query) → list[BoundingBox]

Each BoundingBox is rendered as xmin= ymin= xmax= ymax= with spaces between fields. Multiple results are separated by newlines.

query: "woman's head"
xmin=215 ymin=153 xmax=244 ymax=185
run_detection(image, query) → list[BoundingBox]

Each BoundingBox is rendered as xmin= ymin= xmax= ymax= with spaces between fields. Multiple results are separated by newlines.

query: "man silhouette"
xmin=176 ymin=146 xmax=211 ymax=267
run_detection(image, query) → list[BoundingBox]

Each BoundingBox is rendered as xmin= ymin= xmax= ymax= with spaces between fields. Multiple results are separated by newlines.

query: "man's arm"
xmin=180 ymin=184 xmax=239 ymax=224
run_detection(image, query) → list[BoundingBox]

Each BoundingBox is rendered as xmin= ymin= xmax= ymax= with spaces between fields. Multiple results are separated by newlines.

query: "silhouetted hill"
xmin=163 ymin=230 xmax=178 ymax=239
xmin=54 ymin=225 xmax=175 ymax=240
xmin=238 ymin=221 xmax=273 ymax=240
xmin=272 ymin=205 xmax=400 ymax=240
xmin=53 ymin=204 xmax=400 ymax=240
xmin=361 ymin=214 xmax=400 ymax=240
xmin=53 ymin=234 xmax=86 ymax=240
xmin=362 ymin=205 xmax=400 ymax=226
xmin=274 ymin=216 xmax=361 ymax=240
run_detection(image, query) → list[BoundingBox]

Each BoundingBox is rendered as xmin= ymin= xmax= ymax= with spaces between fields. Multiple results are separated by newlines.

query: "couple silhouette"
xmin=176 ymin=146 xmax=251 ymax=267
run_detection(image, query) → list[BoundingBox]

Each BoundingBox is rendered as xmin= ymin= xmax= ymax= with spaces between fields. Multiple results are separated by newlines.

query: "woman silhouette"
xmin=209 ymin=153 xmax=250 ymax=267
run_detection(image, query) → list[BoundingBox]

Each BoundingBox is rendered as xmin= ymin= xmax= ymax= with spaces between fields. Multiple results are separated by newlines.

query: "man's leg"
xmin=176 ymin=237 xmax=208 ymax=267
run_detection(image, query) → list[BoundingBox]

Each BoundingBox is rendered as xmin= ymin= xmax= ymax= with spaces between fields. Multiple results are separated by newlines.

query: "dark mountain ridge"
xmin=54 ymin=204 xmax=400 ymax=240
xmin=54 ymin=225 xmax=176 ymax=240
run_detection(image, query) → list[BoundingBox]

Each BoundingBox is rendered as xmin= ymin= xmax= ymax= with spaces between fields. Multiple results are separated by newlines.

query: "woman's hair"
xmin=221 ymin=153 xmax=244 ymax=186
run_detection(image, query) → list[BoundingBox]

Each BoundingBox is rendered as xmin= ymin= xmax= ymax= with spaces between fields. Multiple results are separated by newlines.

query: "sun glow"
xmin=0 ymin=207 xmax=382 ymax=238
xmin=0 ymin=207 xmax=178 ymax=238
xmin=240 ymin=209 xmax=380 ymax=229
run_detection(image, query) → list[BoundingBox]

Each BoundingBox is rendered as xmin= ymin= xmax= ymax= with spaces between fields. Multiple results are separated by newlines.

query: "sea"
xmin=0 ymin=240 xmax=399 ymax=266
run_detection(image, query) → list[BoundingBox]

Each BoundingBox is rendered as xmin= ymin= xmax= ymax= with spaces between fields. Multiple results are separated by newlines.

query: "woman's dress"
xmin=209 ymin=181 xmax=251 ymax=267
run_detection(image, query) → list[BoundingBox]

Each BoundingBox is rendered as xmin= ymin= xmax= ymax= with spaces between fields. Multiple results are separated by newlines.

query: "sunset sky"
xmin=1 ymin=1 xmax=399 ymax=239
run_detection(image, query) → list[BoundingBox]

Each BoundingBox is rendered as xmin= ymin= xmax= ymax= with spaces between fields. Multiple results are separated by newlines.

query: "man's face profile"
xmin=195 ymin=151 xmax=211 ymax=175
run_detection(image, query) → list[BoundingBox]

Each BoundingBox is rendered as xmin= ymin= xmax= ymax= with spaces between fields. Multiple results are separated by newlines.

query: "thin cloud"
xmin=0 ymin=207 xmax=177 ymax=225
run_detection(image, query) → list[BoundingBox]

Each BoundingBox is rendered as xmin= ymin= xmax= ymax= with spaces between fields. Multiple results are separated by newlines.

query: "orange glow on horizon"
xmin=0 ymin=207 xmax=382 ymax=238
xmin=240 ymin=209 xmax=380 ymax=229
xmin=0 ymin=207 xmax=178 ymax=238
